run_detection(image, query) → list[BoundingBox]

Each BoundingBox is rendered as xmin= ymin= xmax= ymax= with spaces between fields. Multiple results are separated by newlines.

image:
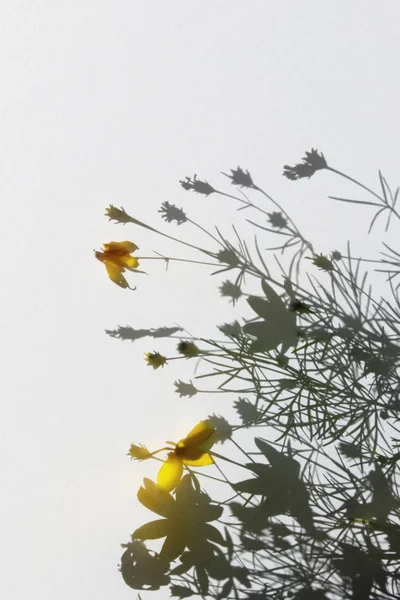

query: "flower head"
xmin=95 ymin=241 xmax=139 ymax=288
xmin=179 ymin=174 xmax=215 ymax=196
xmin=311 ymin=253 xmax=334 ymax=272
xmin=158 ymin=201 xmax=187 ymax=225
xmin=219 ymin=280 xmax=242 ymax=305
xmin=127 ymin=443 xmax=152 ymax=461
xmin=222 ymin=166 xmax=255 ymax=188
xmin=177 ymin=341 xmax=200 ymax=358
xmin=268 ymin=212 xmax=288 ymax=229
xmin=216 ymin=248 xmax=240 ymax=267
xmin=105 ymin=205 xmax=135 ymax=225
xmin=174 ymin=380 xmax=198 ymax=398
xmin=283 ymin=148 xmax=328 ymax=180
xmin=144 ymin=352 xmax=167 ymax=370
xmin=157 ymin=421 xmax=215 ymax=492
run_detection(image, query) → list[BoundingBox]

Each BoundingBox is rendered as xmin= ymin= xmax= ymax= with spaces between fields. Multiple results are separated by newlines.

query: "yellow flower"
xmin=144 ymin=352 xmax=167 ymax=370
xmin=95 ymin=241 xmax=139 ymax=288
xmin=157 ymin=421 xmax=215 ymax=492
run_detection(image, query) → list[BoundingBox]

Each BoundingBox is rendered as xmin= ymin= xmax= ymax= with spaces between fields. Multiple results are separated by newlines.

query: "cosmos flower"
xmin=157 ymin=421 xmax=215 ymax=492
xmin=144 ymin=352 xmax=167 ymax=370
xmin=95 ymin=241 xmax=139 ymax=288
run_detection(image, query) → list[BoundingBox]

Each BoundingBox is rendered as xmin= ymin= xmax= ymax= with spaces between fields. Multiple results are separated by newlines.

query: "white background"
xmin=1 ymin=1 xmax=400 ymax=598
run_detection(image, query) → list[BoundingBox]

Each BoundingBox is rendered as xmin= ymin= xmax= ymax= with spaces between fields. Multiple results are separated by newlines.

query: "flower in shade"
xmin=177 ymin=341 xmax=200 ymax=358
xmin=174 ymin=380 xmax=198 ymax=397
xmin=331 ymin=250 xmax=342 ymax=261
xmin=289 ymin=299 xmax=314 ymax=314
xmin=283 ymin=148 xmax=328 ymax=180
xmin=179 ymin=174 xmax=215 ymax=196
xmin=218 ymin=320 xmax=242 ymax=339
xmin=158 ymin=201 xmax=187 ymax=225
xmin=156 ymin=421 xmax=215 ymax=492
xmin=222 ymin=166 xmax=255 ymax=188
xmin=219 ymin=280 xmax=242 ymax=305
xmin=94 ymin=241 xmax=139 ymax=288
xmin=144 ymin=352 xmax=167 ymax=369
xmin=310 ymin=253 xmax=334 ymax=272
xmin=268 ymin=212 xmax=288 ymax=229
xmin=216 ymin=248 xmax=240 ymax=267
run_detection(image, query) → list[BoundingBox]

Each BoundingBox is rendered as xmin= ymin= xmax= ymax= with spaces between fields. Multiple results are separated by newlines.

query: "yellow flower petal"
xmin=103 ymin=241 xmax=138 ymax=253
xmin=181 ymin=452 xmax=214 ymax=468
xmin=157 ymin=453 xmax=183 ymax=492
xmin=179 ymin=421 xmax=215 ymax=448
xmin=105 ymin=261 xmax=129 ymax=288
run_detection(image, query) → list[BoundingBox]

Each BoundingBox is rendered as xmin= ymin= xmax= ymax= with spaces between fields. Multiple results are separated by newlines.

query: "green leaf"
xmin=217 ymin=580 xmax=233 ymax=599
xmin=203 ymin=524 xmax=226 ymax=546
xmin=224 ymin=527 xmax=234 ymax=561
xmin=160 ymin=533 xmax=186 ymax=563
xmin=242 ymin=535 xmax=266 ymax=550
xmin=132 ymin=518 xmax=169 ymax=540
xmin=170 ymin=585 xmax=195 ymax=598
xmin=196 ymin=565 xmax=209 ymax=596
xmin=138 ymin=478 xmax=175 ymax=517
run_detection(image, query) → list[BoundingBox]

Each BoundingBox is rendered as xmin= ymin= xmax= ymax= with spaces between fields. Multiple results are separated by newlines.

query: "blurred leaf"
xmin=170 ymin=585 xmax=195 ymax=598
xmin=132 ymin=519 xmax=170 ymax=540
xmin=196 ymin=566 xmax=209 ymax=596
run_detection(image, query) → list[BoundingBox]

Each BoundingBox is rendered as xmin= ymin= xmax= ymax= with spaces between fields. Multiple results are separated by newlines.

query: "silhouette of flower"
xmin=311 ymin=253 xmax=334 ymax=272
xmin=216 ymin=248 xmax=240 ymax=267
xmin=289 ymin=299 xmax=314 ymax=314
xmin=177 ymin=341 xmax=200 ymax=358
xmin=283 ymin=149 xmax=328 ymax=180
xmin=144 ymin=352 xmax=167 ymax=369
xmin=127 ymin=443 xmax=152 ymax=461
xmin=268 ymin=212 xmax=288 ymax=229
xmin=332 ymin=250 xmax=342 ymax=261
xmin=105 ymin=205 xmax=134 ymax=225
xmin=156 ymin=421 xmax=215 ymax=491
xmin=179 ymin=174 xmax=215 ymax=196
xmin=218 ymin=320 xmax=242 ymax=339
xmin=219 ymin=280 xmax=242 ymax=305
xmin=222 ymin=166 xmax=254 ymax=188
xmin=158 ymin=201 xmax=187 ymax=225
xmin=174 ymin=380 xmax=198 ymax=397
xmin=95 ymin=241 xmax=139 ymax=288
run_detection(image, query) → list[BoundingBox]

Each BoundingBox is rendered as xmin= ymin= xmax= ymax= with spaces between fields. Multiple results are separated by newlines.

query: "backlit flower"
xmin=177 ymin=341 xmax=200 ymax=358
xmin=95 ymin=241 xmax=139 ymax=288
xmin=157 ymin=421 xmax=215 ymax=492
xmin=144 ymin=352 xmax=167 ymax=370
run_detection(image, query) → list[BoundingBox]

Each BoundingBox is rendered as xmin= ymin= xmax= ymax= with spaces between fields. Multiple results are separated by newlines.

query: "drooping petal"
xmin=157 ymin=454 xmax=183 ymax=492
xmin=105 ymin=261 xmax=129 ymax=288
xmin=181 ymin=451 xmax=214 ymax=467
xmin=118 ymin=254 xmax=139 ymax=269
xmin=180 ymin=421 xmax=215 ymax=448
xmin=103 ymin=241 xmax=138 ymax=254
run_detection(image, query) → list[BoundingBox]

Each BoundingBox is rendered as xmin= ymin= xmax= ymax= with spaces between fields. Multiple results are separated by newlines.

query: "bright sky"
xmin=1 ymin=1 xmax=400 ymax=599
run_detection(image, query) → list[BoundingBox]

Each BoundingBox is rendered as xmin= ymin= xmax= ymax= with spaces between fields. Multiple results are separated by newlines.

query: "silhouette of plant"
xmin=96 ymin=150 xmax=400 ymax=599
